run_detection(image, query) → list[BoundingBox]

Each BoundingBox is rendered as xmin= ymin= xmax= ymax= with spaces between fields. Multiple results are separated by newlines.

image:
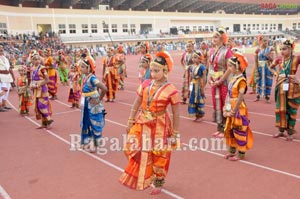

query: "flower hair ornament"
xmin=186 ymin=40 xmax=194 ymax=47
xmin=283 ymin=39 xmax=295 ymax=50
xmin=228 ymin=51 xmax=248 ymax=72
xmin=117 ymin=45 xmax=124 ymax=53
xmin=79 ymin=59 xmax=92 ymax=72
xmin=140 ymin=41 xmax=150 ymax=53
xmin=193 ymin=50 xmax=204 ymax=60
xmin=150 ymin=51 xmax=173 ymax=73
xmin=257 ymin=35 xmax=266 ymax=45
xmin=142 ymin=53 xmax=152 ymax=64
xmin=215 ymin=26 xmax=228 ymax=44
xmin=18 ymin=65 xmax=27 ymax=72
xmin=43 ymin=48 xmax=51 ymax=54
xmin=31 ymin=50 xmax=39 ymax=59
xmin=107 ymin=47 xmax=115 ymax=53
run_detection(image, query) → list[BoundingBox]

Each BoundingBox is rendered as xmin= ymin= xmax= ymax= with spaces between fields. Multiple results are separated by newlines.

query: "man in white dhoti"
xmin=0 ymin=45 xmax=13 ymax=112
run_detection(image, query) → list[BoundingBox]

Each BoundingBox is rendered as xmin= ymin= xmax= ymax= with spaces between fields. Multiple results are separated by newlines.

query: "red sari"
xmin=17 ymin=76 xmax=32 ymax=114
xmin=209 ymin=46 xmax=233 ymax=131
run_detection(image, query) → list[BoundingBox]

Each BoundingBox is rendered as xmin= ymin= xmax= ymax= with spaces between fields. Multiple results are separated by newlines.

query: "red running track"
xmin=0 ymin=51 xmax=300 ymax=199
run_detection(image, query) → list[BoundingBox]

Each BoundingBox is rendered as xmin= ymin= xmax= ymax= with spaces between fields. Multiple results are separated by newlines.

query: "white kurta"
xmin=0 ymin=55 xmax=13 ymax=83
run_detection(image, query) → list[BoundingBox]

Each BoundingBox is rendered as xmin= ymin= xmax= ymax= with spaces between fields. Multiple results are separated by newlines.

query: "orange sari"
xmin=224 ymin=76 xmax=253 ymax=153
xmin=45 ymin=56 xmax=58 ymax=96
xmin=119 ymin=80 xmax=179 ymax=190
xmin=103 ymin=56 xmax=119 ymax=100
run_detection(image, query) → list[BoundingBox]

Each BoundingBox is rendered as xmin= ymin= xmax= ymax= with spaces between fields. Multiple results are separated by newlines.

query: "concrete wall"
xmin=0 ymin=5 xmax=299 ymax=35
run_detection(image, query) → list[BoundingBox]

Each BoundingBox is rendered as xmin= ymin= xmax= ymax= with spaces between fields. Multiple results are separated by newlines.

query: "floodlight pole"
xmin=102 ymin=21 xmax=114 ymax=46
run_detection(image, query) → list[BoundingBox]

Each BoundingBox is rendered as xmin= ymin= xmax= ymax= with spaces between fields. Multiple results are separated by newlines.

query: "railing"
xmin=59 ymin=30 xmax=287 ymax=44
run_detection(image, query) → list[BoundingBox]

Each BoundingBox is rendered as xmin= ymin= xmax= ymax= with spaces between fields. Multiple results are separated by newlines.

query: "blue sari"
xmin=257 ymin=46 xmax=273 ymax=97
xmin=80 ymin=75 xmax=105 ymax=146
xmin=142 ymin=68 xmax=151 ymax=83
xmin=188 ymin=64 xmax=206 ymax=118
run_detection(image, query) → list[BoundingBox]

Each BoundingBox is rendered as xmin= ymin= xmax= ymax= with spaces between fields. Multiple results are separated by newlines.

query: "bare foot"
xmin=273 ymin=132 xmax=284 ymax=138
xmin=83 ymin=143 xmax=96 ymax=153
xmin=224 ymin=153 xmax=235 ymax=159
xmin=215 ymin=133 xmax=224 ymax=138
xmin=150 ymin=187 xmax=162 ymax=195
xmin=229 ymin=155 xmax=242 ymax=161
xmin=212 ymin=131 xmax=220 ymax=137
xmin=45 ymin=120 xmax=54 ymax=130
xmin=286 ymin=135 xmax=293 ymax=141
xmin=36 ymin=125 xmax=46 ymax=129
xmin=193 ymin=116 xmax=203 ymax=122
xmin=46 ymin=125 xmax=52 ymax=130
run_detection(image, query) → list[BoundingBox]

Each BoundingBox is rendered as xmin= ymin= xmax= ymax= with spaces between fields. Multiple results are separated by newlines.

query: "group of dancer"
xmin=119 ymin=28 xmax=300 ymax=194
xmin=2 ymin=27 xmax=300 ymax=195
xmin=12 ymin=44 xmax=128 ymax=129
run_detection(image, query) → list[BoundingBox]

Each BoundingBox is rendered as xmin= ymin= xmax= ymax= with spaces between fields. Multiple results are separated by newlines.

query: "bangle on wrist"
xmin=172 ymin=130 xmax=179 ymax=137
xmin=128 ymin=118 xmax=135 ymax=122
xmin=127 ymin=120 xmax=135 ymax=126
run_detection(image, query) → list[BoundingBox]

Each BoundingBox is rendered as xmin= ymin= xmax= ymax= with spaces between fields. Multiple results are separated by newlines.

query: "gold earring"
xmin=164 ymin=72 xmax=168 ymax=78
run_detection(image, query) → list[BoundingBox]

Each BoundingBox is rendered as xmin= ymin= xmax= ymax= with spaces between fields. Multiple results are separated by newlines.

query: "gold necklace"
xmin=284 ymin=56 xmax=291 ymax=62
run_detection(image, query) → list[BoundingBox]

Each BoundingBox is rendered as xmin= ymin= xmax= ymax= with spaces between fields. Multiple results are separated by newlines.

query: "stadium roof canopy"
xmin=2 ymin=0 xmax=300 ymax=15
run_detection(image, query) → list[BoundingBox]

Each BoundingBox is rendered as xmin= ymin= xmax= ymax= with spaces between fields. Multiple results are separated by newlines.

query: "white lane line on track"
xmin=181 ymin=144 xmax=300 ymax=179
xmin=28 ymin=109 xmax=79 ymax=118
xmin=7 ymin=101 xmax=184 ymax=199
xmin=0 ymin=185 xmax=11 ymax=199
xmin=115 ymin=101 xmax=300 ymax=143
xmin=26 ymin=98 xmax=300 ymax=179
xmin=121 ymin=80 xmax=300 ymax=121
